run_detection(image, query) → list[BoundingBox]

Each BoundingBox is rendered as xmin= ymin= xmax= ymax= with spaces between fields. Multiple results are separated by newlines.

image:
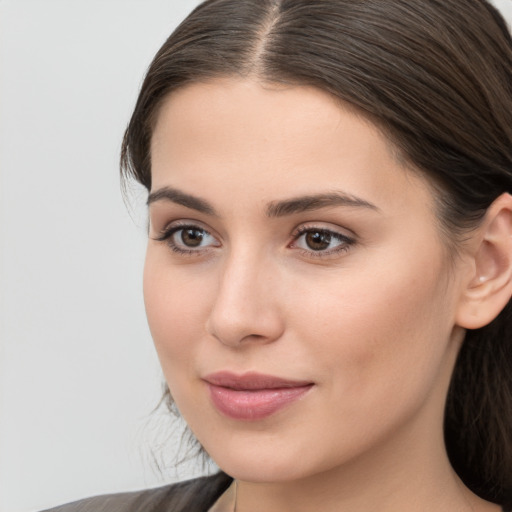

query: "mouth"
xmin=203 ymin=371 xmax=314 ymax=421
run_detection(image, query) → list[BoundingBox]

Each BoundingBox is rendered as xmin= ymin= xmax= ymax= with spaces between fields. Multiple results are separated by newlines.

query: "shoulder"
xmin=41 ymin=472 xmax=233 ymax=512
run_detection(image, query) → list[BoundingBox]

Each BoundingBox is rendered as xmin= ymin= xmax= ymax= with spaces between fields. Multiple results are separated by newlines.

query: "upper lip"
xmin=203 ymin=371 xmax=314 ymax=390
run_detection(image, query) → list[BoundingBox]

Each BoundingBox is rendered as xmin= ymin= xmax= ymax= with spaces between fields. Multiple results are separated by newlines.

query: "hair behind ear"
xmin=445 ymin=300 xmax=512 ymax=507
xmin=446 ymin=195 xmax=512 ymax=507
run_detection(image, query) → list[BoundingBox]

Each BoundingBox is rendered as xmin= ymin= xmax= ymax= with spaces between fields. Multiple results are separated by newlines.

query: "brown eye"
xmin=291 ymin=227 xmax=354 ymax=257
xmin=155 ymin=224 xmax=220 ymax=254
xmin=305 ymin=231 xmax=332 ymax=251
xmin=180 ymin=228 xmax=205 ymax=247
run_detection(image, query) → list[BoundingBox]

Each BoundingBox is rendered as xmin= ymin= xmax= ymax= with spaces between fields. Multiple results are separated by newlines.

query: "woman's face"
xmin=145 ymin=78 xmax=468 ymax=483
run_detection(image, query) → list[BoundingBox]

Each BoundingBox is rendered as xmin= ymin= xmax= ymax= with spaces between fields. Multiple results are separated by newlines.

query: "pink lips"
xmin=203 ymin=372 xmax=314 ymax=420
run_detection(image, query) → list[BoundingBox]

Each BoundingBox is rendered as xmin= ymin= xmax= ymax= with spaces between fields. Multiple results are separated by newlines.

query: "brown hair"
xmin=121 ymin=0 xmax=512 ymax=506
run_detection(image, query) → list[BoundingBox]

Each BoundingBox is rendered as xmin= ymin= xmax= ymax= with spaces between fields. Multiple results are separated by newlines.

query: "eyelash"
xmin=154 ymin=223 xmax=355 ymax=258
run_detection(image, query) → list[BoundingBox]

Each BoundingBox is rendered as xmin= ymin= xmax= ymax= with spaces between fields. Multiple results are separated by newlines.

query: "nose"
xmin=206 ymin=251 xmax=285 ymax=348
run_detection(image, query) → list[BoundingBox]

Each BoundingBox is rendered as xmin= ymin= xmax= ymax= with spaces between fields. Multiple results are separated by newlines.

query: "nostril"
xmin=205 ymin=303 xmax=284 ymax=348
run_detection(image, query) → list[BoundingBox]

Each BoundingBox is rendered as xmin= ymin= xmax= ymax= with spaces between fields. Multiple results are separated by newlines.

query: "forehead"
xmin=153 ymin=78 xmax=402 ymax=157
xmin=150 ymin=78 xmax=433 ymax=217
xmin=151 ymin=79 xmax=352 ymax=159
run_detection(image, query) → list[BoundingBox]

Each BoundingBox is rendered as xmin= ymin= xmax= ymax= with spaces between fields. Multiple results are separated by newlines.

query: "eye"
xmin=154 ymin=223 xmax=220 ymax=254
xmin=175 ymin=227 xmax=209 ymax=248
xmin=291 ymin=227 xmax=354 ymax=256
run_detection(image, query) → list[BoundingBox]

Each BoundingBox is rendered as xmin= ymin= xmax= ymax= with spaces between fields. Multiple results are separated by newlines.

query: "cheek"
xmin=143 ymin=251 xmax=211 ymax=375
xmin=288 ymin=249 xmax=455 ymax=403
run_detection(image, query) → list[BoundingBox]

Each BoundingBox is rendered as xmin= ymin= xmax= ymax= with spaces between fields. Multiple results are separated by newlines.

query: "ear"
xmin=456 ymin=193 xmax=512 ymax=330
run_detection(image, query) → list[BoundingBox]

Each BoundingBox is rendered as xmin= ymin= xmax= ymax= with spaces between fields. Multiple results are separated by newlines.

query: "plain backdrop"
xmin=1 ymin=1 xmax=511 ymax=511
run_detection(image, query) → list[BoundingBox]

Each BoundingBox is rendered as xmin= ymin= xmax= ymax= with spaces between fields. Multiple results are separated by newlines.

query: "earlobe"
xmin=456 ymin=193 xmax=512 ymax=330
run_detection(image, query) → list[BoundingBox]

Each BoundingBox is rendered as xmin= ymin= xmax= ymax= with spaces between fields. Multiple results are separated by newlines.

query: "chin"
xmin=218 ymin=461 xmax=310 ymax=484
xmin=204 ymin=437 xmax=342 ymax=485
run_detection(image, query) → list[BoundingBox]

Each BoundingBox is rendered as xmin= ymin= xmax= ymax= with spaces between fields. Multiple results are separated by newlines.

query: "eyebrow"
xmin=147 ymin=187 xmax=216 ymax=215
xmin=266 ymin=192 xmax=379 ymax=217
xmin=147 ymin=186 xmax=379 ymax=217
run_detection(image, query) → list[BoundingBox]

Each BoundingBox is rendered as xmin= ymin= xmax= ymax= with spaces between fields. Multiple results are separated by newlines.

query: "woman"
xmin=45 ymin=0 xmax=512 ymax=511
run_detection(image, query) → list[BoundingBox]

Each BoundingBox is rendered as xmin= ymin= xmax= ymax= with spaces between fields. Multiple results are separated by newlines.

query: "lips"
xmin=203 ymin=372 xmax=314 ymax=420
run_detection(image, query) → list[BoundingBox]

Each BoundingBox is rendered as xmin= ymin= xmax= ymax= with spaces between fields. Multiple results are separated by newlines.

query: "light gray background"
xmin=1 ymin=1 xmax=511 ymax=511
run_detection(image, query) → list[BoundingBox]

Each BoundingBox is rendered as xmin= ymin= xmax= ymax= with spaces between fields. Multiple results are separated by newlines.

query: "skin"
xmin=144 ymin=78 xmax=505 ymax=512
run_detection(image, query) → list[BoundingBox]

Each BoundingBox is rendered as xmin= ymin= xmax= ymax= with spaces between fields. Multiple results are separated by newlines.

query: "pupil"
xmin=306 ymin=231 xmax=331 ymax=251
xmin=181 ymin=229 xmax=204 ymax=247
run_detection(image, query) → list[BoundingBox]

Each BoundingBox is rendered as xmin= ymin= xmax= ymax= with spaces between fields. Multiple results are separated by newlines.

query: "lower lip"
xmin=207 ymin=383 xmax=313 ymax=420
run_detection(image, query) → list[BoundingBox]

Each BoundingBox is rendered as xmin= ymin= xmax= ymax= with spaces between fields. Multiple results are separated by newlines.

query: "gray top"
xmin=41 ymin=473 xmax=233 ymax=512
